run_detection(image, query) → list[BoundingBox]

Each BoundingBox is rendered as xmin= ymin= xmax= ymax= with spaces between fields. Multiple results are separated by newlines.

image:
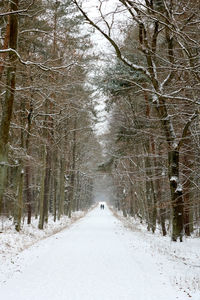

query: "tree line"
xmin=1 ymin=0 xmax=200 ymax=243
xmin=74 ymin=0 xmax=200 ymax=241
xmin=0 ymin=0 xmax=98 ymax=231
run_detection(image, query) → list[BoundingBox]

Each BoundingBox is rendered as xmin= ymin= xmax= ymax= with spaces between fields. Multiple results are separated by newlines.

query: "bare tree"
xmin=74 ymin=0 xmax=200 ymax=241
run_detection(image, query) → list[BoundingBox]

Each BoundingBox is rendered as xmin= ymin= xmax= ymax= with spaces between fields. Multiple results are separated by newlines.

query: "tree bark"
xmin=38 ymin=145 xmax=46 ymax=230
xmin=0 ymin=0 xmax=18 ymax=215
xmin=0 ymin=21 xmax=10 ymax=81
xmin=53 ymin=168 xmax=57 ymax=222
xmin=43 ymin=146 xmax=51 ymax=224
xmin=168 ymin=151 xmax=184 ymax=241
xmin=15 ymin=169 xmax=24 ymax=232
xmin=58 ymin=155 xmax=65 ymax=220
xmin=68 ymin=117 xmax=77 ymax=218
xmin=25 ymin=165 xmax=32 ymax=224
xmin=182 ymin=136 xmax=193 ymax=236
xmin=144 ymin=139 xmax=157 ymax=233
xmin=25 ymin=96 xmax=33 ymax=224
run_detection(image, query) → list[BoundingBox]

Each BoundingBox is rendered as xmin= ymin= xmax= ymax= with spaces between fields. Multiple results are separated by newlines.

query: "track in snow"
xmin=0 ymin=204 xmax=188 ymax=300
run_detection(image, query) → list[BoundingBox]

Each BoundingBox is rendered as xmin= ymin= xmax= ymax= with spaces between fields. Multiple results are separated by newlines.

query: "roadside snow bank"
xmin=0 ymin=211 xmax=85 ymax=261
xmin=0 ymin=210 xmax=92 ymax=284
xmin=111 ymin=208 xmax=200 ymax=299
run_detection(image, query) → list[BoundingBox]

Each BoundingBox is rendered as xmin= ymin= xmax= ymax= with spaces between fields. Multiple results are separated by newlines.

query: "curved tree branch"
xmin=73 ymin=0 xmax=151 ymax=80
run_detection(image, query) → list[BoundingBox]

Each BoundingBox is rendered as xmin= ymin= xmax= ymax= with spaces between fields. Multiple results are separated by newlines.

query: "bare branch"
xmin=0 ymin=1 xmax=35 ymax=17
xmin=73 ymin=0 xmax=151 ymax=80
xmin=177 ymin=111 xmax=199 ymax=151
xmin=0 ymin=48 xmax=75 ymax=71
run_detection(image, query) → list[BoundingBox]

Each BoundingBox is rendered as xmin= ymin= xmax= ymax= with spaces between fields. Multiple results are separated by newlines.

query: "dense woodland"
xmin=74 ymin=0 xmax=200 ymax=241
xmin=0 ymin=0 xmax=99 ymax=231
xmin=0 ymin=0 xmax=200 ymax=242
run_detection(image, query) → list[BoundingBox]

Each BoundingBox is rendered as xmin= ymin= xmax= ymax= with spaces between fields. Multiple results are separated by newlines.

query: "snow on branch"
xmin=177 ymin=110 xmax=199 ymax=151
xmin=0 ymin=1 xmax=35 ymax=17
xmin=175 ymin=183 xmax=183 ymax=193
xmin=170 ymin=176 xmax=178 ymax=182
xmin=0 ymin=48 xmax=75 ymax=72
xmin=73 ymin=0 xmax=151 ymax=80
xmin=160 ymin=72 xmax=174 ymax=91
xmin=19 ymin=29 xmax=50 ymax=35
xmin=0 ymin=10 xmax=28 ymax=17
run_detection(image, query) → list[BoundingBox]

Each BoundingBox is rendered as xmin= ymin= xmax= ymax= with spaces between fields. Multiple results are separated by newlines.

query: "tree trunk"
xmin=182 ymin=135 xmax=193 ymax=236
xmin=38 ymin=145 xmax=46 ymax=230
xmin=53 ymin=173 xmax=57 ymax=222
xmin=43 ymin=146 xmax=51 ymax=224
xmin=156 ymin=175 xmax=167 ymax=236
xmin=68 ymin=117 xmax=77 ymax=218
xmin=160 ymin=208 xmax=167 ymax=236
xmin=58 ymin=156 xmax=65 ymax=220
xmin=25 ymin=165 xmax=32 ymax=224
xmin=25 ymin=97 xmax=33 ymax=224
xmin=168 ymin=150 xmax=184 ymax=241
xmin=144 ymin=140 xmax=157 ymax=233
xmin=129 ymin=186 xmax=135 ymax=217
xmin=121 ymin=198 xmax=127 ymax=217
xmin=15 ymin=169 xmax=24 ymax=232
xmin=0 ymin=1 xmax=18 ymax=215
xmin=0 ymin=21 xmax=10 ymax=81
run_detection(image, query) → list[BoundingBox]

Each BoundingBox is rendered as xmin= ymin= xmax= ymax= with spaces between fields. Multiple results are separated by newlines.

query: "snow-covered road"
xmin=0 ymin=205 xmax=191 ymax=299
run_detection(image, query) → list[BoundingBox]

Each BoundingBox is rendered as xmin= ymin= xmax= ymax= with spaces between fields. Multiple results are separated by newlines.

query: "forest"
xmin=0 ymin=0 xmax=98 ymax=232
xmin=0 ymin=0 xmax=200 ymax=243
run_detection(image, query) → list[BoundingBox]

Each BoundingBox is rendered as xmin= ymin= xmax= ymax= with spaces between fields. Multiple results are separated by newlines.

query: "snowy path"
xmin=0 ymin=205 xmax=190 ymax=300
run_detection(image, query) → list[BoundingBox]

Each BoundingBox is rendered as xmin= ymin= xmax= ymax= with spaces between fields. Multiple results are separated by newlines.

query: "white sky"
xmin=82 ymin=0 xmax=126 ymax=55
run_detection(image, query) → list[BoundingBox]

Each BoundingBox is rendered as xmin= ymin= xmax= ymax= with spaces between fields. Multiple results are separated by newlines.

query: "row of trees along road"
xmin=74 ymin=0 xmax=200 ymax=241
xmin=0 ymin=0 xmax=99 ymax=231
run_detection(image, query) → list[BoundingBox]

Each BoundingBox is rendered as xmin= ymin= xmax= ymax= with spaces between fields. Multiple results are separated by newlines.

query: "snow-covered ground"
xmin=0 ymin=211 xmax=86 ymax=283
xmin=0 ymin=204 xmax=200 ymax=300
xmin=112 ymin=209 xmax=200 ymax=299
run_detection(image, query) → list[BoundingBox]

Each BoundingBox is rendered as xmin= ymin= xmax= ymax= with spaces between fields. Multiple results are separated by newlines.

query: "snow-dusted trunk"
xmin=168 ymin=151 xmax=184 ymax=241
xmin=144 ymin=145 xmax=156 ymax=233
xmin=52 ymin=154 xmax=58 ymax=222
xmin=158 ymin=100 xmax=197 ymax=241
xmin=43 ymin=146 xmax=51 ymax=224
xmin=38 ymin=145 xmax=51 ymax=229
xmin=68 ymin=118 xmax=77 ymax=218
xmin=144 ymin=91 xmax=157 ymax=232
xmin=15 ymin=169 xmax=24 ymax=232
xmin=155 ymin=100 xmax=184 ymax=241
xmin=25 ymin=165 xmax=32 ymax=224
xmin=25 ymin=96 xmax=33 ymax=224
xmin=182 ymin=137 xmax=193 ymax=236
xmin=121 ymin=197 xmax=127 ymax=217
xmin=155 ymin=172 xmax=167 ymax=236
xmin=0 ymin=1 xmax=18 ymax=215
xmin=38 ymin=145 xmax=46 ymax=230
xmin=53 ymin=177 xmax=57 ymax=222
xmin=129 ymin=186 xmax=135 ymax=217
xmin=58 ymin=156 xmax=65 ymax=220
xmin=0 ymin=21 xmax=10 ymax=81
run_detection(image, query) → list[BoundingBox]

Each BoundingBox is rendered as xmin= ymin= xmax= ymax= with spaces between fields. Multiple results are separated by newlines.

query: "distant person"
xmin=100 ymin=204 xmax=104 ymax=210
